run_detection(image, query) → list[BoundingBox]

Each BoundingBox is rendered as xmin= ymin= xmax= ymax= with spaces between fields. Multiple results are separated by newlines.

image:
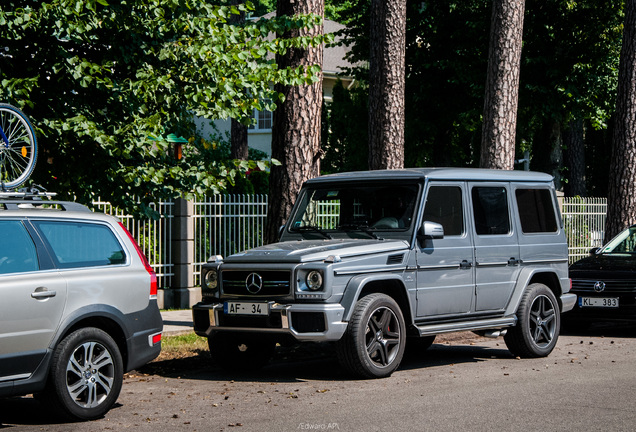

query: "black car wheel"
xmin=336 ymin=293 xmax=406 ymax=378
xmin=504 ymin=283 xmax=560 ymax=358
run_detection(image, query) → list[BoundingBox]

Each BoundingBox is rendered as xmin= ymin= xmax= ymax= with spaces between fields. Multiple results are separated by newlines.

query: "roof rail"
xmin=0 ymin=186 xmax=90 ymax=212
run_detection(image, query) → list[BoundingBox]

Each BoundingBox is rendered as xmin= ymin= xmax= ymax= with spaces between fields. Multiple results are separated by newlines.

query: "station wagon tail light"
xmin=119 ymin=222 xmax=158 ymax=298
xmin=149 ymin=332 xmax=162 ymax=347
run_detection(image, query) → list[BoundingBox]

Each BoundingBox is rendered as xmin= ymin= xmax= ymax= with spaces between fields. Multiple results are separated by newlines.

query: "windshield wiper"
xmin=338 ymin=224 xmax=382 ymax=240
xmin=292 ymin=225 xmax=333 ymax=240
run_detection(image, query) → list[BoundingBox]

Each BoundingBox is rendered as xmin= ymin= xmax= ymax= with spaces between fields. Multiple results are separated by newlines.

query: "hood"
xmin=223 ymin=239 xmax=410 ymax=264
xmin=569 ymin=253 xmax=636 ymax=278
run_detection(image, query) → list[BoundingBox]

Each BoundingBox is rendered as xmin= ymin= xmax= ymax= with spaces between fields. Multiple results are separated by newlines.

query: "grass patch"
xmin=157 ymin=332 xmax=208 ymax=361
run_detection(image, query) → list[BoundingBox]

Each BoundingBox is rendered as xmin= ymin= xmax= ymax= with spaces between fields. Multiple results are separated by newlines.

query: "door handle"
xmin=460 ymin=260 xmax=473 ymax=269
xmin=507 ymin=257 xmax=521 ymax=266
xmin=31 ymin=289 xmax=57 ymax=299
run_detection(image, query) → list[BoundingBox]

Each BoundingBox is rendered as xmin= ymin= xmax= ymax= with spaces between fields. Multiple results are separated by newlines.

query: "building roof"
xmin=258 ymin=12 xmax=355 ymax=77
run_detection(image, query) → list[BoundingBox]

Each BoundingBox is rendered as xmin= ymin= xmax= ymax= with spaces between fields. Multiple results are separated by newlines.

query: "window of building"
xmin=249 ymin=99 xmax=272 ymax=131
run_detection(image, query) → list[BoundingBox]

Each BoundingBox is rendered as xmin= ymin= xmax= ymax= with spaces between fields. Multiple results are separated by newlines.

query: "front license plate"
xmin=224 ymin=301 xmax=269 ymax=316
xmin=579 ymin=297 xmax=619 ymax=308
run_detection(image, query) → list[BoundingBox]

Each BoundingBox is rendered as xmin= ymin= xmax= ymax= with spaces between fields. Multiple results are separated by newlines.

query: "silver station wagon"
xmin=193 ymin=168 xmax=576 ymax=378
xmin=0 ymin=193 xmax=162 ymax=420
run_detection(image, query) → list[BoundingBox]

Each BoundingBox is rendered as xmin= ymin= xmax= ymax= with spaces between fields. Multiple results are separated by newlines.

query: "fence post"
xmin=169 ymin=198 xmax=200 ymax=309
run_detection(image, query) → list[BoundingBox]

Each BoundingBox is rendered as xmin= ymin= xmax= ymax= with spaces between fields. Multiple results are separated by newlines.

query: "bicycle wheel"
xmin=0 ymin=103 xmax=37 ymax=189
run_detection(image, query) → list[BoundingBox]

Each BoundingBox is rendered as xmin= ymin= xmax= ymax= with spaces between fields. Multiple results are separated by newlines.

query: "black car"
xmin=567 ymin=225 xmax=636 ymax=324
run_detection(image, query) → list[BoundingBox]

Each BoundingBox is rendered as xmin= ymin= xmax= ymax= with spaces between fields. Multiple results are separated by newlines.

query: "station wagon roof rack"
xmin=0 ymin=186 xmax=90 ymax=212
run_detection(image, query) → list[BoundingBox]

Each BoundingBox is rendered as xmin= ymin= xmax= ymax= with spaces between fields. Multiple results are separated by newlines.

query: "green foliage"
xmin=338 ymin=0 xmax=489 ymax=168
xmin=0 ymin=0 xmax=323 ymax=216
xmin=332 ymin=0 xmax=623 ymax=183
xmin=322 ymin=80 xmax=368 ymax=173
xmin=520 ymin=0 xmax=623 ymax=135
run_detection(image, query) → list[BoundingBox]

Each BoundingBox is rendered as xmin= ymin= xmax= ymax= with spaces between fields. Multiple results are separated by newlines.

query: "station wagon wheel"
xmin=504 ymin=283 xmax=560 ymax=358
xmin=336 ymin=293 xmax=406 ymax=378
xmin=43 ymin=327 xmax=123 ymax=421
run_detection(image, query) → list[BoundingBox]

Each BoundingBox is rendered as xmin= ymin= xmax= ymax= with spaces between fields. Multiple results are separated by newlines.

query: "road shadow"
xmin=560 ymin=320 xmax=636 ymax=338
xmin=137 ymin=337 xmax=512 ymax=382
xmin=0 ymin=396 xmax=120 ymax=427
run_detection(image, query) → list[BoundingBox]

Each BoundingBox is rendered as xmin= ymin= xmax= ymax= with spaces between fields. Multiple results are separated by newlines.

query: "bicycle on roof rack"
xmin=0 ymin=103 xmax=38 ymax=191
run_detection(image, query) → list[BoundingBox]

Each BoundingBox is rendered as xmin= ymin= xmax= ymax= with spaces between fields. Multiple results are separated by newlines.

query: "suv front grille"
xmin=221 ymin=270 xmax=291 ymax=296
xmin=571 ymin=279 xmax=636 ymax=293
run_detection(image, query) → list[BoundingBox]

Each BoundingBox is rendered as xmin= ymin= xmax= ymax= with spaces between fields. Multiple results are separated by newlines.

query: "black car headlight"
xmin=204 ymin=270 xmax=218 ymax=290
xmin=202 ymin=269 xmax=219 ymax=298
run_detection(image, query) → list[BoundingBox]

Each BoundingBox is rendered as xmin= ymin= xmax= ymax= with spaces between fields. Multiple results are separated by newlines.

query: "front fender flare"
xmin=341 ymin=273 xmax=408 ymax=322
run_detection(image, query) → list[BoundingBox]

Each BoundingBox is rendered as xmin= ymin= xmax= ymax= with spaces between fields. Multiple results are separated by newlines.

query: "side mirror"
xmin=589 ymin=247 xmax=600 ymax=256
xmin=418 ymin=221 xmax=444 ymax=239
xmin=278 ymin=225 xmax=285 ymax=240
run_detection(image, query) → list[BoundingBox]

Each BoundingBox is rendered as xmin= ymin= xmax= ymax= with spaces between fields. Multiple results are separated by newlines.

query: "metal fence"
xmin=93 ymin=198 xmax=174 ymax=288
xmin=94 ymin=194 xmax=608 ymax=289
xmin=192 ymin=194 xmax=268 ymax=284
xmin=561 ymin=197 xmax=607 ymax=263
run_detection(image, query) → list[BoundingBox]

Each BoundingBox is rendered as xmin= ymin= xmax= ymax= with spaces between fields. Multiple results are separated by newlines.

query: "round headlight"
xmin=204 ymin=270 xmax=218 ymax=290
xmin=306 ymin=270 xmax=323 ymax=291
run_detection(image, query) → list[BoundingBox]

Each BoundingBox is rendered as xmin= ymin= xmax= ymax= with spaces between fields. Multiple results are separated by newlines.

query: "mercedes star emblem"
xmin=245 ymin=272 xmax=264 ymax=294
xmin=593 ymin=281 xmax=606 ymax=293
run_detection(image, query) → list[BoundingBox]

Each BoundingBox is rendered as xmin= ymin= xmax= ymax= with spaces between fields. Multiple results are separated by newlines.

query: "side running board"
xmin=415 ymin=317 xmax=517 ymax=337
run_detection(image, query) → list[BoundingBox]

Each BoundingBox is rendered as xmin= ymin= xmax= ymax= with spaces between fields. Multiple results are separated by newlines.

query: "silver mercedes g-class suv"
xmin=193 ymin=168 xmax=576 ymax=378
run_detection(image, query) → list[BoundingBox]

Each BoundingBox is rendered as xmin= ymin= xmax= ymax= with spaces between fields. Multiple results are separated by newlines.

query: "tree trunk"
xmin=480 ymin=0 xmax=525 ymax=170
xmin=265 ymin=0 xmax=324 ymax=244
xmin=606 ymin=0 xmax=636 ymax=242
xmin=230 ymin=119 xmax=248 ymax=160
xmin=563 ymin=118 xmax=587 ymax=197
xmin=368 ymin=0 xmax=406 ymax=170
xmin=229 ymin=1 xmax=249 ymax=160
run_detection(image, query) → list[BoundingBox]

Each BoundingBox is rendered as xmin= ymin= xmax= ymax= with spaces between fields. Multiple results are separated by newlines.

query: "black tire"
xmin=208 ymin=332 xmax=275 ymax=371
xmin=336 ymin=293 xmax=406 ymax=378
xmin=43 ymin=327 xmax=123 ymax=421
xmin=0 ymin=103 xmax=37 ymax=189
xmin=504 ymin=283 xmax=561 ymax=358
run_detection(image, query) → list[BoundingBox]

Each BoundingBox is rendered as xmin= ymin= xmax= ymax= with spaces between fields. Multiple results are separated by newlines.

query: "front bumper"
xmin=565 ymin=291 xmax=636 ymax=321
xmin=192 ymin=301 xmax=348 ymax=342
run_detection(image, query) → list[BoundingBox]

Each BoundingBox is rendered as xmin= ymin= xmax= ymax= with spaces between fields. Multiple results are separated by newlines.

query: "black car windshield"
xmin=289 ymin=183 xmax=419 ymax=235
xmin=600 ymin=226 xmax=636 ymax=254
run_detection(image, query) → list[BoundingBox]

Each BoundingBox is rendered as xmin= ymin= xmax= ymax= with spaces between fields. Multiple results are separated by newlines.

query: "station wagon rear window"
xmin=33 ymin=221 xmax=126 ymax=269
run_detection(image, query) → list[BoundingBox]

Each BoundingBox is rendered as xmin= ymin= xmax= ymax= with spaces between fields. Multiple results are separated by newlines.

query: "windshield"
xmin=601 ymin=226 xmax=636 ymax=254
xmin=288 ymin=182 xmax=420 ymax=238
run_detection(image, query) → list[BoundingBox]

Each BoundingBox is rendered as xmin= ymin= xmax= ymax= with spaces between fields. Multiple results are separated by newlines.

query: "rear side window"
xmin=472 ymin=186 xmax=510 ymax=235
xmin=423 ymin=186 xmax=464 ymax=236
xmin=0 ymin=220 xmax=39 ymax=274
xmin=33 ymin=221 xmax=126 ymax=269
xmin=515 ymin=188 xmax=558 ymax=233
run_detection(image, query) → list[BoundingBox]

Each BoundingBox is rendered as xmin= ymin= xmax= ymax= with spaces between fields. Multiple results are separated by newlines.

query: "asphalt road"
xmin=2 ymin=323 xmax=635 ymax=432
